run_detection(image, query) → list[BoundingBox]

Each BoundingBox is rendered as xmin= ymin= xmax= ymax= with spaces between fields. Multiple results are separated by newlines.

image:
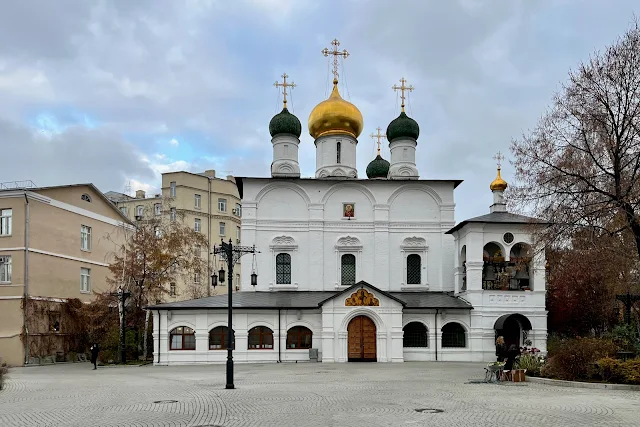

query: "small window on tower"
xmin=336 ymin=141 xmax=341 ymax=163
xmin=284 ymin=144 xmax=289 ymax=155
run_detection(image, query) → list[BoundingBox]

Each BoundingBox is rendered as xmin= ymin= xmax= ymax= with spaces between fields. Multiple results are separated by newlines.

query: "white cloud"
xmin=169 ymin=138 xmax=179 ymax=146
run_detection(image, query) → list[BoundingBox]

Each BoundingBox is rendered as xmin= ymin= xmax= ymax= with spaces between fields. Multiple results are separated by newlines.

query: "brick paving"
xmin=0 ymin=362 xmax=639 ymax=426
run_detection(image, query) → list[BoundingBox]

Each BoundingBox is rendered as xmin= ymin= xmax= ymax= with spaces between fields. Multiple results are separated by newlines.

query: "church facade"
xmin=149 ymin=43 xmax=547 ymax=365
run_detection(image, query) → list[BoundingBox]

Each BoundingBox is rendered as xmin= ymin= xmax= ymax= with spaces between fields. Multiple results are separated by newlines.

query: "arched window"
xmin=403 ymin=322 xmax=428 ymax=347
xmin=209 ymin=326 xmax=235 ymax=350
xmin=286 ymin=326 xmax=312 ymax=349
xmin=81 ymin=193 xmax=92 ymax=202
xmin=248 ymin=326 xmax=274 ymax=349
xmin=407 ymin=254 xmax=421 ymax=284
xmin=336 ymin=141 xmax=341 ymax=163
xmin=276 ymin=253 xmax=291 ymax=284
xmin=341 ymin=254 xmax=356 ymax=286
xmin=441 ymin=323 xmax=466 ymax=348
xmin=169 ymin=326 xmax=196 ymax=350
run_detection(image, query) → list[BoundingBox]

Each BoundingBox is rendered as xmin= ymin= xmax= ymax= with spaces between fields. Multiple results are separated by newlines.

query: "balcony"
xmin=482 ymin=256 xmax=531 ymax=291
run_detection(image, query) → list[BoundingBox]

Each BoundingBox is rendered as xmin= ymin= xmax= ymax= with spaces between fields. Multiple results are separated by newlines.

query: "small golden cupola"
xmin=308 ymin=39 xmax=363 ymax=140
xmin=490 ymin=151 xmax=508 ymax=191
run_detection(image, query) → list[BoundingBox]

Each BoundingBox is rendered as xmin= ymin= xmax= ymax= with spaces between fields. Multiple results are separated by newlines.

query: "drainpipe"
xmin=23 ymin=192 xmax=30 ymax=365
xmin=434 ymin=309 xmax=439 ymax=362
xmin=207 ymin=177 xmax=211 ymax=297
xmin=278 ymin=308 xmax=282 ymax=363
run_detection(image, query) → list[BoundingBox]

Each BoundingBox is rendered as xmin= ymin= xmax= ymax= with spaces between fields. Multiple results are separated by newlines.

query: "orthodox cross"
xmin=493 ymin=151 xmax=505 ymax=169
xmin=392 ymin=77 xmax=414 ymax=112
xmin=274 ymin=73 xmax=296 ymax=108
xmin=615 ymin=291 xmax=640 ymax=325
xmin=370 ymin=127 xmax=386 ymax=155
xmin=322 ymin=38 xmax=349 ymax=81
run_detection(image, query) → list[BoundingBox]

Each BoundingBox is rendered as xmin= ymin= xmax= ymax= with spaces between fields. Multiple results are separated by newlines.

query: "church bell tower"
xmin=270 ymin=73 xmax=302 ymax=178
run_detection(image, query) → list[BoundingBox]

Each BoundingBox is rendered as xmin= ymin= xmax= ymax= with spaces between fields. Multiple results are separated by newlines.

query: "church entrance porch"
xmin=347 ymin=315 xmax=377 ymax=362
xmin=494 ymin=313 xmax=532 ymax=349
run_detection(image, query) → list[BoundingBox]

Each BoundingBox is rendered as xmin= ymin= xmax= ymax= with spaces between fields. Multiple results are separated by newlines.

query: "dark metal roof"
xmin=146 ymin=288 xmax=472 ymax=311
xmin=445 ymin=211 xmax=544 ymax=235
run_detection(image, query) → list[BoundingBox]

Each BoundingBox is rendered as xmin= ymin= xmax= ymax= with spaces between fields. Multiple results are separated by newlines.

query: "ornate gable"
xmin=345 ymin=288 xmax=380 ymax=306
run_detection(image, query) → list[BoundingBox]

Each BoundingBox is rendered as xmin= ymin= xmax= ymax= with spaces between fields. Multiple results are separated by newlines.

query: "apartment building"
xmin=106 ymin=170 xmax=241 ymax=300
xmin=0 ymin=183 xmax=131 ymax=366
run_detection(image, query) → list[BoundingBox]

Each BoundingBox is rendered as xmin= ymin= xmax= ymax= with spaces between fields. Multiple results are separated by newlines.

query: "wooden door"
xmin=347 ymin=316 xmax=377 ymax=362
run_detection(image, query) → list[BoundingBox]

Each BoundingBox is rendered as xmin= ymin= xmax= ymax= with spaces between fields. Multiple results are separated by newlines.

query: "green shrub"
xmin=595 ymin=357 xmax=640 ymax=384
xmin=608 ymin=324 xmax=640 ymax=353
xmin=0 ymin=358 xmax=8 ymax=390
xmin=621 ymin=359 xmax=640 ymax=384
xmin=541 ymin=337 xmax=617 ymax=381
xmin=515 ymin=353 xmax=545 ymax=376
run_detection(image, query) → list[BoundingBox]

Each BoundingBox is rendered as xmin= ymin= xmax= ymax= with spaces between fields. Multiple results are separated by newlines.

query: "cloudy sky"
xmin=1 ymin=0 xmax=638 ymax=221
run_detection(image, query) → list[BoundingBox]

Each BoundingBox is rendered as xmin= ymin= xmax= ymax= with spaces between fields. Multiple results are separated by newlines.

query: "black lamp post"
xmin=109 ymin=286 xmax=131 ymax=364
xmin=211 ymin=239 xmax=259 ymax=389
xmin=616 ymin=291 xmax=640 ymax=325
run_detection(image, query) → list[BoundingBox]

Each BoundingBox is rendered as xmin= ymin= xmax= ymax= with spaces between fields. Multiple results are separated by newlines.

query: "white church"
xmin=150 ymin=41 xmax=547 ymax=365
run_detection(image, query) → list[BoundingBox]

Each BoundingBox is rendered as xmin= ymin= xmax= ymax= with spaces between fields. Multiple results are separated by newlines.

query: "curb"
xmin=526 ymin=376 xmax=640 ymax=391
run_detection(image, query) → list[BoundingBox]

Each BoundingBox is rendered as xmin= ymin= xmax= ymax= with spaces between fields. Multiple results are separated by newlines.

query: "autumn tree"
xmin=106 ymin=202 xmax=209 ymax=359
xmin=511 ymin=22 xmax=640 ymax=269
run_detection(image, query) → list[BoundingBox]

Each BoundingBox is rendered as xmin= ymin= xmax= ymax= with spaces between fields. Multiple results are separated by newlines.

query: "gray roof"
xmin=445 ymin=211 xmax=544 ymax=234
xmin=146 ymin=289 xmax=472 ymax=311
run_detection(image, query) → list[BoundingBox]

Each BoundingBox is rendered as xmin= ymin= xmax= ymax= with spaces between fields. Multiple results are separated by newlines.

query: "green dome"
xmin=386 ymin=111 xmax=419 ymax=142
xmin=366 ymin=154 xmax=390 ymax=179
xmin=269 ymin=107 xmax=302 ymax=138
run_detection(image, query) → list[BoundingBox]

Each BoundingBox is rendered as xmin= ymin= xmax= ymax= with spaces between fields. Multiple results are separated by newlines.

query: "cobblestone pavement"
xmin=1 ymin=362 xmax=639 ymax=427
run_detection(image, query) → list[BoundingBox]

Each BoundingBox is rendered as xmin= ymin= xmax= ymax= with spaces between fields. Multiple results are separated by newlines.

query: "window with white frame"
xmin=136 ymin=205 xmax=143 ymax=217
xmin=169 ymin=282 xmax=176 ymax=297
xmin=80 ymin=225 xmax=92 ymax=251
xmin=407 ymin=254 xmax=421 ymax=284
xmin=341 ymin=254 xmax=356 ymax=286
xmin=236 ymin=226 xmax=241 ymax=242
xmin=120 ymin=206 xmax=128 ymax=216
xmin=194 ymin=272 xmax=200 ymax=283
xmin=401 ymin=237 xmax=428 ymax=287
xmin=270 ymin=235 xmax=298 ymax=288
xmin=80 ymin=268 xmax=91 ymax=293
xmin=334 ymin=236 xmax=362 ymax=288
xmin=170 ymin=207 xmax=176 ymax=222
xmin=0 ymin=209 xmax=12 ymax=236
xmin=170 ymin=181 xmax=176 ymax=197
xmin=154 ymin=203 xmax=162 ymax=216
xmin=0 ymin=256 xmax=11 ymax=283
xmin=154 ymin=226 xmax=162 ymax=238
xmin=235 ymin=203 xmax=242 ymax=217
xmin=194 ymin=218 xmax=201 ymax=232
xmin=194 ymin=194 xmax=201 ymax=209
xmin=219 ymin=222 xmax=225 ymax=236
xmin=218 ymin=198 xmax=227 ymax=212
xmin=275 ymin=253 xmax=291 ymax=284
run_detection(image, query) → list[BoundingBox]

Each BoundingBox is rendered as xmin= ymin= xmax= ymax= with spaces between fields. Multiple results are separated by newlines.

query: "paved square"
xmin=0 ymin=362 xmax=638 ymax=426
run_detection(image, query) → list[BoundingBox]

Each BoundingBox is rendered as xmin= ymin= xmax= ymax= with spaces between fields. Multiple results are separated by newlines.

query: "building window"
xmin=194 ymin=218 xmax=201 ymax=232
xmin=341 ymin=254 xmax=356 ymax=286
xmin=194 ymin=194 xmax=201 ymax=209
xmin=170 ymin=181 xmax=176 ymax=197
xmin=209 ymin=326 xmax=235 ymax=350
xmin=0 ymin=209 xmax=12 ymax=236
xmin=236 ymin=226 xmax=241 ymax=242
xmin=169 ymin=282 xmax=176 ymax=297
xmin=441 ymin=323 xmax=466 ymax=348
xmin=80 ymin=268 xmax=91 ymax=293
xmin=248 ymin=326 xmax=274 ymax=349
xmin=194 ymin=272 xmax=200 ymax=283
xmin=154 ymin=226 xmax=162 ymax=238
xmin=81 ymin=225 xmax=92 ymax=251
xmin=154 ymin=203 xmax=162 ymax=216
xmin=169 ymin=326 xmax=196 ymax=350
xmin=219 ymin=222 xmax=225 ymax=236
xmin=235 ymin=203 xmax=242 ymax=217
xmin=275 ymin=253 xmax=291 ymax=284
xmin=218 ymin=198 xmax=227 ymax=212
xmin=119 ymin=206 xmax=128 ymax=216
xmin=407 ymin=254 xmax=421 ymax=284
xmin=336 ymin=141 xmax=341 ymax=163
xmin=170 ymin=207 xmax=176 ymax=222
xmin=136 ymin=205 xmax=143 ymax=217
xmin=0 ymin=256 xmax=11 ymax=283
xmin=48 ymin=311 xmax=61 ymax=333
xmin=403 ymin=322 xmax=428 ymax=348
xmin=81 ymin=194 xmax=92 ymax=203
xmin=286 ymin=326 xmax=312 ymax=349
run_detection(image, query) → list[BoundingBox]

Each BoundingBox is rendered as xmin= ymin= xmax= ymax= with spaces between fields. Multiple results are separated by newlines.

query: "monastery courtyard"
xmin=1 ymin=362 xmax=638 ymax=427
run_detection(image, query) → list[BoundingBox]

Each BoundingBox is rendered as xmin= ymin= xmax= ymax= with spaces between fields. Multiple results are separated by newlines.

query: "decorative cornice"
xmin=335 ymin=235 xmax=362 ymax=249
xmin=401 ymin=236 xmax=428 ymax=250
xmin=270 ymin=235 xmax=297 ymax=247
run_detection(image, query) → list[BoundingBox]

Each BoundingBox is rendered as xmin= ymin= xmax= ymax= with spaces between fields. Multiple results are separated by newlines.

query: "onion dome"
xmin=308 ymin=79 xmax=364 ymax=140
xmin=269 ymin=107 xmax=302 ymax=138
xmin=366 ymin=154 xmax=390 ymax=179
xmin=386 ymin=112 xmax=419 ymax=142
xmin=490 ymin=167 xmax=508 ymax=191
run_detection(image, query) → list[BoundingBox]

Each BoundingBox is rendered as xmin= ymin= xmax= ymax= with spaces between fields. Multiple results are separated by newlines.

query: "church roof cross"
xmin=392 ymin=77 xmax=414 ymax=113
xmin=322 ymin=38 xmax=349 ymax=82
xmin=370 ymin=127 xmax=386 ymax=155
xmin=493 ymin=151 xmax=505 ymax=169
xmin=274 ymin=73 xmax=296 ymax=108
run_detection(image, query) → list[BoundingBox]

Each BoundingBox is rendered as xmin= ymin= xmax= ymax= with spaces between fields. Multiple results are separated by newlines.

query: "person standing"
xmin=495 ymin=336 xmax=507 ymax=362
xmin=89 ymin=343 xmax=100 ymax=370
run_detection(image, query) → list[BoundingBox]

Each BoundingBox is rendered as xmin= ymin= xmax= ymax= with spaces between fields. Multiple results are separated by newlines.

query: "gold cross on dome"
xmin=322 ymin=38 xmax=349 ymax=82
xmin=370 ymin=127 xmax=386 ymax=155
xmin=392 ymin=77 xmax=415 ymax=112
xmin=274 ymin=73 xmax=296 ymax=108
xmin=493 ymin=151 xmax=505 ymax=169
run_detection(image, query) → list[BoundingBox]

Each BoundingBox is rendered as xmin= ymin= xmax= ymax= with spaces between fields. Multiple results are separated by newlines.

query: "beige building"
xmin=106 ymin=170 xmax=241 ymax=300
xmin=0 ymin=183 xmax=131 ymax=367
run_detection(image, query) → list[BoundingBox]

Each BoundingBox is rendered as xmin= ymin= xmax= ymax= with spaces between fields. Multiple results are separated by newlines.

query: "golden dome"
xmin=490 ymin=167 xmax=508 ymax=191
xmin=308 ymin=79 xmax=364 ymax=140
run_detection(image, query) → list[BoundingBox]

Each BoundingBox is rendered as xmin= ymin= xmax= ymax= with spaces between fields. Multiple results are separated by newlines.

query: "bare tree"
xmin=511 ymin=21 xmax=640 ymax=262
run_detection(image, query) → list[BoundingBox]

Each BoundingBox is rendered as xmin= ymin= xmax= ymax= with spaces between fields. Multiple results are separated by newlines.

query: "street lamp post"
xmin=110 ymin=287 xmax=131 ymax=364
xmin=616 ymin=291 xmax=640 ymax=325
xmin=211 ymin=239 xmax=259 ymax=389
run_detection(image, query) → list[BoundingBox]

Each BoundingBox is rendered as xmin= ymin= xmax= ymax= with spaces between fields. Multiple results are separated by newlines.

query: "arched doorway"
xmin=494 ymin=314 xmax=532 ymax=349
xmin=347 ymin=315 xmax=377 ymax=362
